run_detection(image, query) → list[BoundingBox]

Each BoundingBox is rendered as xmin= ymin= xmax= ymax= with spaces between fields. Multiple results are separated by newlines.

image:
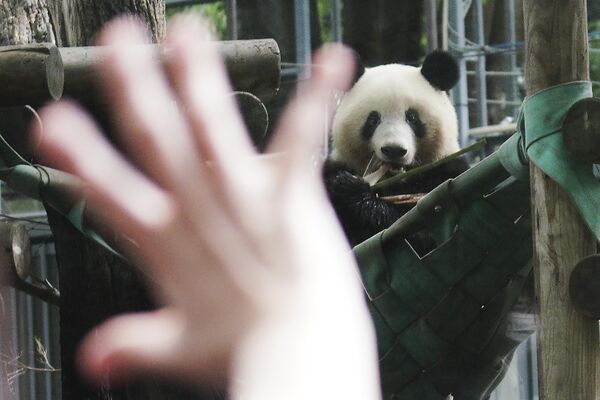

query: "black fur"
xmin=421 ymin=50 xmax=459 ymax=91
xmin=361 ymin=111 xmax=382 ymax=141
xmin=405 ymin=108 xmax=426 ymax=138
xmin=324 ymin=157 xmax=469 ymax=247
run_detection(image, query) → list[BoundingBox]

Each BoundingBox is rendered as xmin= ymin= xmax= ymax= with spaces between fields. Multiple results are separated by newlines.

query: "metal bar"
xmin=467 ymin=70 xmax=522 ymax=77
xmin=425 ymin=0 xmax=439 ymax=52
xmin=442 ymin=0 xmax=449 ymax=50
xmin=467 ymin=98 xmax=523 ymax=106
xmin=294 ymin=0 xmax=311 ymax=77
xmin=504 ymin=0 xmax=519 ymax=117
xmin=24 ymin=290 xmax=36 ymax=399
xmin=331 ymin=0 xmax=342 ymax=42
xmin=225 ymin=0 xmax=238 ymax=40
xmin=449 ymin=0 xmax=470 ymax=146
xmin=38 ymin=249 xmax=52 ymax=400
xmin=529 ymin=334 xmax=539 ymax=399
xmin=165 ymin=0 xmax=217 ymax=6
xmin=467 ymin=122 xmax=517 ymax=138
xmin=10 ymin=288 xmax=20 ymax=400
xmin=472 ymin=0 xmax=488 ymax=128
xmin=32 ymin=255 xmax=44 ymax=400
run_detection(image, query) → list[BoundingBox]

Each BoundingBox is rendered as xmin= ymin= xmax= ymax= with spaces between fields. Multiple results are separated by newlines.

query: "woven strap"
xmin=522 ymin=81 xmax=600 ymax=240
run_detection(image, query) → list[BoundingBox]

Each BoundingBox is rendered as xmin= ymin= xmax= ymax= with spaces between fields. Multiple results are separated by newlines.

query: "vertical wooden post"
xmin=524 ymin=1 xmax=599 ymax=399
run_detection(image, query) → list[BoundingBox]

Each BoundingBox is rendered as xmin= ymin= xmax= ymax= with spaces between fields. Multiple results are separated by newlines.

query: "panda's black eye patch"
xmin=406 ymin=108 xmax=426 ymax=138
xmin=361 ymin=111 xmax=381 ymax=141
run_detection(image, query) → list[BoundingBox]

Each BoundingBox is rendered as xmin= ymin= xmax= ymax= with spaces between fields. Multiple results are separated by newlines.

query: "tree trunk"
xmin=51 ymin=1 xmax=165 ymax=47
xmin=0 ymin=0 xmax=56 ymax=45
xmin=342 ymin=0 xmax=423 ymax=66
xmin=524 ymin=0 xmax=599 ymax=398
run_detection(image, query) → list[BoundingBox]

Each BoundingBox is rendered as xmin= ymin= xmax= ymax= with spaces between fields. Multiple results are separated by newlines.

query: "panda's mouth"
xmin=363 ymin=157 xmax=407 ymax=186
xmin=380 ymin=160 xmax=406 ymax=173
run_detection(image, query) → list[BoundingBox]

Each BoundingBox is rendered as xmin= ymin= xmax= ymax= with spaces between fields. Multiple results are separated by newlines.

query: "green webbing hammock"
xmin=355 ymin=81 xmax=600 ymax=399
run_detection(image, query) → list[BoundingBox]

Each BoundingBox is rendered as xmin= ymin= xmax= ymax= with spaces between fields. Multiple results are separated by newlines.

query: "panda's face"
xmin=330 ymin=62 xmax=459 ymax=174
xmin=359 ymin=107 xmax=427 ymax=171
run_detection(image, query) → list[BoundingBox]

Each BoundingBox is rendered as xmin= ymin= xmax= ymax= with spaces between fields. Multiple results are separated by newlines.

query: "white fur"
xmin=330 ymin=64 xmax=459 ymax=173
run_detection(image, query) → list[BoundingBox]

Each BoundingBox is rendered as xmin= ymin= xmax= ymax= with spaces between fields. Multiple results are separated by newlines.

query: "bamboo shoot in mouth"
xmin=364 ymin=164 xmax=391 ymax=186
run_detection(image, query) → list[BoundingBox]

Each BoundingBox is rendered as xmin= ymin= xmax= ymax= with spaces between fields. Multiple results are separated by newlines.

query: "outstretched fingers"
xmin=96 ymin=19 xmax=208 ymax=204
xmin=35 ymin=101 xmax=176 ymax=255
xmin=77 ymin=309 xmax=187 ymax=385
xmin=163 ymin=15 xmax=271 ymax=242
xmin=165 ymin=16 xmax=254 ymax=187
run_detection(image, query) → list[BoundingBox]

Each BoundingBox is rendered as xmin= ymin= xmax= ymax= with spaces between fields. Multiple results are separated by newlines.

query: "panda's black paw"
xmin=323 ymin=160 xmax=405 ymax=246
xmin=323 ymin=161 xmax=372 ymax=198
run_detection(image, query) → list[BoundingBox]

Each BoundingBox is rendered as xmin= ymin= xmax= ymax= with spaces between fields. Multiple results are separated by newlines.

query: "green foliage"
xmin=591 ymin=53 xmax=600 ymax=97
xmin=166 ymin=2 xmax=227 ymax=40
xmin=318 ymin=0 xmax=333 ymax=42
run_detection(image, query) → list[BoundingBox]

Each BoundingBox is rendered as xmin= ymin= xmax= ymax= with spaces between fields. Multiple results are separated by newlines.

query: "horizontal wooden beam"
xmin=0 ymin=39 xmax=280 ymax=107
xmin=0 ymin=44 xmax=63 ymax=107
xmin=60 ymin=39 xmax=280 ymax=106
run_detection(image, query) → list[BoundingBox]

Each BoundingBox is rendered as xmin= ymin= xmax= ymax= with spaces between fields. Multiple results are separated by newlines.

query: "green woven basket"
xmin=355 ymin=134 xmax=534 ymax=399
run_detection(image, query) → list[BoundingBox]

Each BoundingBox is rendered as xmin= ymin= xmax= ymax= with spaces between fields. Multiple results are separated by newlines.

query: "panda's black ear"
xmin=350 ymin=49 xmax=365 ymax=86
xmin=421 ymin=50 xmax=459 ymax=91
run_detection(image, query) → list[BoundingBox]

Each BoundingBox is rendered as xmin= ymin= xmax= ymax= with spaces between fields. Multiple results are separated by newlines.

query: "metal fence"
xmin=0 ymin=211 xmax=60 ymax=400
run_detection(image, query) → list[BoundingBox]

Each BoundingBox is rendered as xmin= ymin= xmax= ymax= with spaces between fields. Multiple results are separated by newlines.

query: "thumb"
xmin=78 ymin=308 xmax=184 ymax=385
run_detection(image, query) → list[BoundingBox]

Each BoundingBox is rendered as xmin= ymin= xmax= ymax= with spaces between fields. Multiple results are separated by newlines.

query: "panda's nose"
xmin=381 ymin=145 xmax=408 ymax=160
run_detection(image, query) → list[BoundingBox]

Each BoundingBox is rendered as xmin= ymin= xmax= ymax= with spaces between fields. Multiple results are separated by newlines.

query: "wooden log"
xmin=0 ymin=222 xmax=31 ymax=281
xmin=0 ymin=44 xmax=63 ymax=106
xmin=59 ymin=39 xmax=280 ymax=106
xmin=0 ymin=222 xmax=57 ymax=305
xmin=523 ymin=0 xmax=599 ymax=399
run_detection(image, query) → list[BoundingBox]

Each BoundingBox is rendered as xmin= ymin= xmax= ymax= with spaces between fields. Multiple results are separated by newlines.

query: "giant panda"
xmin=324 ymin=51 xmax=470 ymax=246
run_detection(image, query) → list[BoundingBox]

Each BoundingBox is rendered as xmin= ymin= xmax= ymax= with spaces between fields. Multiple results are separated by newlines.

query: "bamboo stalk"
xmin=372 ymin=139 xmax=486 ymax=192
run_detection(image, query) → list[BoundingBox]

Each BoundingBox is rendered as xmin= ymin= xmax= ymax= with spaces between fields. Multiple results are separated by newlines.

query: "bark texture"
xmin=0 ymin=0 xmax=56 ymax=45
xmin=524 ymin=0 xmax=599 ymax=399
xmin=52 ymin=0 xmax=165 ymax=46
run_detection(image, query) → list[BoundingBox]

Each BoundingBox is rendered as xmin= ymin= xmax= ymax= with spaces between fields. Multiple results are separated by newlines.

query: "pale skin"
xmin=34 ymin=16 xmax=382 ymax=400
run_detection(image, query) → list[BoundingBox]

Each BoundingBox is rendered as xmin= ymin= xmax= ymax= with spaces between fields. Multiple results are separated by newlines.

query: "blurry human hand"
xmin=35 ymin=16 xmax=380 ymax=400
